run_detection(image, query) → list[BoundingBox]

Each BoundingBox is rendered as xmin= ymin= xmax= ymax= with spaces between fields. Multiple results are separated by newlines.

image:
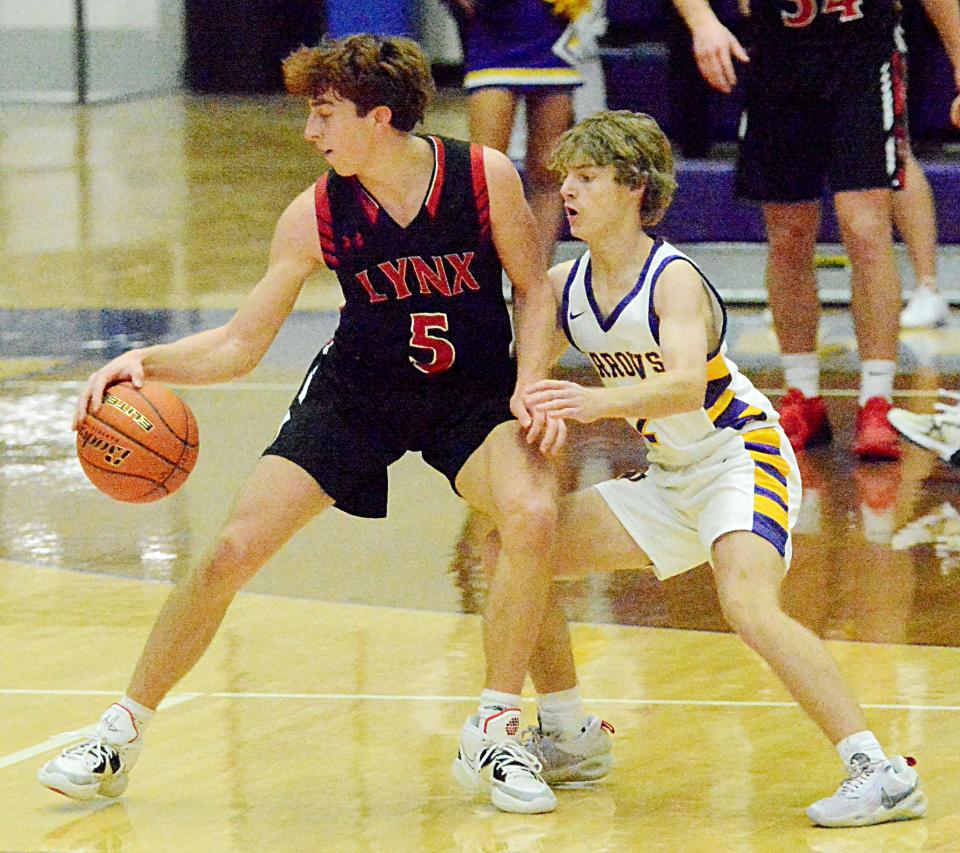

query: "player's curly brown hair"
xmin=283 ymin=35 xmax=435 ymax=133
xmin=549 ymin=110 xmax=678 ymax=226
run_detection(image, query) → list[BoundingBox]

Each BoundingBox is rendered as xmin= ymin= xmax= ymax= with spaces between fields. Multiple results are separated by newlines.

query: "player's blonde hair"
xmin=283 ymin=35 xmax=435 ymax=132
xmin=549 ymin=110 xmax=678 ymax=226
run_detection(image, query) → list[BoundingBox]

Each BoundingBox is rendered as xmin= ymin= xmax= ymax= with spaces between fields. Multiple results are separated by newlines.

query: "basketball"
xmin=76 ymin=381 xmax=199 ymax=503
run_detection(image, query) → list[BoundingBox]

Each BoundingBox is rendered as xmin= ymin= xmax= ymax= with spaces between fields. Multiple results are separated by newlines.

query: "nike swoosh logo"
xmin=880 ymin=781 xmax=917 ymax=809
xmin=569 ymin=311 xmax=585 ymax=320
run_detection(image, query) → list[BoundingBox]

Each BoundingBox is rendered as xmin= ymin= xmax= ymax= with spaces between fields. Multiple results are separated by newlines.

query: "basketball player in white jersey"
xmin=520 ymin=110 xmax=926 ymax=828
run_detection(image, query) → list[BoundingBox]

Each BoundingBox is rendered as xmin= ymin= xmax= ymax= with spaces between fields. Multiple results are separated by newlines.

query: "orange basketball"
xmin=76 ymin=381 xmax=199 ymax=503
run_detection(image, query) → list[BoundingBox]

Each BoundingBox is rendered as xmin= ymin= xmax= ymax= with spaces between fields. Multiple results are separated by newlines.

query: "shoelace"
xmin=837 ymin=762 xmax=878 ymax=797
xmin=63 ymin=738 xmax=120 ymax=772
xmin=479 ymin=740 xmax=544 ymax=776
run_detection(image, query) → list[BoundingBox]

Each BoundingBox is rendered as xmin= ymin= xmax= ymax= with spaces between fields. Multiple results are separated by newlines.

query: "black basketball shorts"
xmin=262 ymin=342 xmax=516 ymax=518
xmin=735 ymin=33 xmax=908 ymax=202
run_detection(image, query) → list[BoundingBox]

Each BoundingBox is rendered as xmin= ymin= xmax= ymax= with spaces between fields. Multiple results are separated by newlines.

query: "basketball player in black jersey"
xmin=673 ymin=0 xmax=960 ymax=458
xmin=38 ymin=35 xmax=585 ymax=815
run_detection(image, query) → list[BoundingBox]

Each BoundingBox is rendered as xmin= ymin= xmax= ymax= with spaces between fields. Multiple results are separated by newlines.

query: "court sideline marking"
xmin=4 ymin=689 xmax=960 ymax=771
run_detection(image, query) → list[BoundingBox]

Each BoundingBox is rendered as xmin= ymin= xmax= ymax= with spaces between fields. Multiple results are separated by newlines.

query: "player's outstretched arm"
xmin=671 ymin=0 xmax=749 ymax=94
xmin=484 ymin=147 xmax=562 ymax=442
xmin=74 ymin=186 xmax=322 ymax=429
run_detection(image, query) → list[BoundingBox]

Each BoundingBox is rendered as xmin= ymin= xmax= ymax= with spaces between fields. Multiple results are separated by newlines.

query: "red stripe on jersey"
xmin=891 ymin=46 xmax=908 ymax=190
xmin=425 ymin=136 xmax=446 ymax=218
xmin=351 ymin=178 xmax=380 ymax=225
xmin=314 ymin=173 xmax=339 ymax=268
xmin=469 ymin=143 xmax=491 ymax=241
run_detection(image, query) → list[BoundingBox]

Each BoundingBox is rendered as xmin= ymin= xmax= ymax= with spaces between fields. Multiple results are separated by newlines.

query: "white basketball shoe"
xmin=888 ymin=390 xmax=960 ymax=465
xmin=452 ymin=707 xmax=557 ymax=814
xmin=38 ymin=703 xmax=144 ymax=800
xmin=807 ymin=754 xmax=927 ymax=828
xmin=522 ymin=715 xmax=615 ymax=784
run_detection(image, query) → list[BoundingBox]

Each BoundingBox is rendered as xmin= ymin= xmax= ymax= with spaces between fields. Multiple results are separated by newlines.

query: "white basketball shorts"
xmin=594 ymin=426 xmax=802 ymax=580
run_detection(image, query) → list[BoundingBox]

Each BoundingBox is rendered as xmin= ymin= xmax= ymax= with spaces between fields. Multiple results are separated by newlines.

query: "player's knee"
xmin=200 ymin=528 xmax=263 ymax=591
xmin=766 ymin=218 xmax=814 ymax=257
xmin=717 ymin=588 xmax=775 ymax=648
xmin=842 ymin=215 xmax=891 ymax=267
xmin=498 ymin=494 xmax=558 ymax=547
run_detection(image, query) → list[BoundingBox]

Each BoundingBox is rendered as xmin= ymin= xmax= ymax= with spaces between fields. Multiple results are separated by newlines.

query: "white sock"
xmin=98 ymin=697 xmax=153 ymax=745
xmin=119 ymin=695 xmax=155 ymax=725
xmin=782 ymin=352 xmax=820 ymax=398
xmin=859 ymin=360 xmax=896 ymax=406
xmin=479 ymin=689 xmax=521 ymax=717
xmin=836 ymin=730 xmax=886 ymax=768
xmin=536 ymin=685 xmax=587 ymax=739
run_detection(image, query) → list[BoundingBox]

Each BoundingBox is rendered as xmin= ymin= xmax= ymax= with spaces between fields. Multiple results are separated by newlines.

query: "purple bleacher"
xmin=660 ymin=160 xmax=960 ymax=243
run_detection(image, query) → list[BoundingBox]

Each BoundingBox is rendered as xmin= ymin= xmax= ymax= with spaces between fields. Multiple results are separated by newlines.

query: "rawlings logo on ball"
xmin=78 ymin=425 xmax=133 ymax=467
xmin=103 ymin=393 xmax=154 ymax=431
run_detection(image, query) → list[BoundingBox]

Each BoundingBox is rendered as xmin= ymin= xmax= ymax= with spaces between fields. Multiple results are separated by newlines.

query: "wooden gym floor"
xmin=2 ymin=93 xmax=960 ymax=852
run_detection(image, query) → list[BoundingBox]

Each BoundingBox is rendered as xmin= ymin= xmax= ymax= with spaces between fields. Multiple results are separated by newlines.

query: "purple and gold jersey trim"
xmin=705 ymin=353 xmax=768 ymax=431
xmin=744 ymin=427 xmax=791 ymax=556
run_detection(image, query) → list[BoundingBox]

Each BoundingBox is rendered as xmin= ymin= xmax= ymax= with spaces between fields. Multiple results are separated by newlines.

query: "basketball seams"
xmin=124 ymin=384 xmax=199 ymax=449
xmin=84 ymin=410 xmax=183 ymax=469
xmin=79 ymin=457 xmax=168 ymax=486
xmin=168 ymin=396 xmax=197 ymax=475
xmin=78 ymin=457 xmax=171 ymax=502
xmin=77 ymin=381 xmax=197 ymax=503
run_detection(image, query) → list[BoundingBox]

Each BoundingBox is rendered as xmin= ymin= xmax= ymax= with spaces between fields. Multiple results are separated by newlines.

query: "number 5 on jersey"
xmin=409 ymin=313 xmax=456 ymax=375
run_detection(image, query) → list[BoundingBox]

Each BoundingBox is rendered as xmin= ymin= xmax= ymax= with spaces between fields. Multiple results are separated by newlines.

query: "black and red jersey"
xmin=748 ymin=0 xmax=897 ymax=54
xmin=314 ymin=135 xmax=513 ymax=384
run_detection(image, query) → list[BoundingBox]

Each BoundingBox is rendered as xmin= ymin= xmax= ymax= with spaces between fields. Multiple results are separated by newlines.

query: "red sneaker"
xmin=778 ymin=388 xmax=832 ymax=451
xmin=853 ymin=396 xmax=902 ymax=461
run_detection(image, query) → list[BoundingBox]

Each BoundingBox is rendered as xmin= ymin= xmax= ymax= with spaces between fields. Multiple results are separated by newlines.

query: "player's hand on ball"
xmin=525 ymin=379 xmax=604 ymax=424
xmin=951 ymin=93 xmax=960 ymax=130
xmin=74 ymin=350 xmax=146 ymax=430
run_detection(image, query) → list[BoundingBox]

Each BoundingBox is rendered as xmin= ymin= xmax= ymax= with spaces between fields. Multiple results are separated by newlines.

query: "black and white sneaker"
xmin=452 ymin=708 xmax=556 ymax=814
xmin=38 ymin=703 xmax=143 ymax=800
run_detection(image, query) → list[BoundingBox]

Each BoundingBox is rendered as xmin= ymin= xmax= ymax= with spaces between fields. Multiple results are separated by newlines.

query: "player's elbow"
xmin=220 ymin=335 xmax=265 ymax=380
xmin=670 ymin=371 xmax=708 ymax=415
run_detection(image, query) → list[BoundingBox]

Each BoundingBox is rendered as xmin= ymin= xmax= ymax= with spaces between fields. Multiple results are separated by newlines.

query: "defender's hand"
xmin=525 ymin=379 xmax=605 ymax=424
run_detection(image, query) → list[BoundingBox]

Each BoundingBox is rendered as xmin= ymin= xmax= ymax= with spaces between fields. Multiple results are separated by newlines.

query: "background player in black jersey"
xmin=38 ymin=35 xmax=581 ymax=815
xmin=672 ymin=0 xmax=960 ymax=457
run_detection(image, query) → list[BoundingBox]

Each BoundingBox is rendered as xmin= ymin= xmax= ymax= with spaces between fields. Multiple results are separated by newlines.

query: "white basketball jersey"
xmin=561 ymin=238 xmax=779 ymax=466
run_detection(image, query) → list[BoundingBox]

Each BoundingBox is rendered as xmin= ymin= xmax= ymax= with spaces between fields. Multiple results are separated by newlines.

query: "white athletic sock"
xmin=479 ymin=689 xmax=522 ymax=717
xmin=859 ymin=360 xmax=896 ymax=406
xmin=536 ymin=685 xmax=587 ymax=739
xmin=836 ymin=730 xmax=886 ymax=768
xmin=782 ymin=352 xmax=820 ymax=398
xmin=119 ymin=695 xmax=155 ymax=726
